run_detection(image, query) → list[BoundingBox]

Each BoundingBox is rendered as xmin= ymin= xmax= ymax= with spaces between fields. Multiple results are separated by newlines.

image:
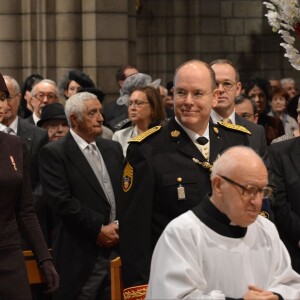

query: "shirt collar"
xmin=70 ymin=128 xmax=96 ymax=150
xmin=0 ymin=123 xmax=7 ymax=131
xmin=175 ymin=116 xmax=209 ymax=142
xmin=9 ymin=116 xmax=18 ymax=134
xmin=211 ymin=109 xmax=236 ymax=124
xmin=32 ymin=113 xmax=40 ymax=125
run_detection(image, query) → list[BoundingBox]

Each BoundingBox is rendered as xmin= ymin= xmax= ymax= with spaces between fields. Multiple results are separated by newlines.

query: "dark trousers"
xmin=77 ymin=248 xmax=118 ymax=300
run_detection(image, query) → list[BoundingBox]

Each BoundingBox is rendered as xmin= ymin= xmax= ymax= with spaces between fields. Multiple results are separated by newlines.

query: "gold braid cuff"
xmin=123 ymin=284 xmax=148 ymax=300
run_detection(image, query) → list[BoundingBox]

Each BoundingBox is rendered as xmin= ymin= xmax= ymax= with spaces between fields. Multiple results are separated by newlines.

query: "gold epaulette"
xmin=218 ymin=121 xmax=251 ymax=135
xmin=123 ymin=284 xmax=148 ymax=300
xmin=129 ymin=126 xmax=161 ymax=143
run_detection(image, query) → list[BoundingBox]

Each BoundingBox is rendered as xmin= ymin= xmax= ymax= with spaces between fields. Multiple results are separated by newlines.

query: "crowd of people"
xmin=1 ymin=59 xmax=300 ymax=300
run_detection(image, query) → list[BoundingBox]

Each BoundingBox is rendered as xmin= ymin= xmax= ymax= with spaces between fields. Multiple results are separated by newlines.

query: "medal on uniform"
xmin=177 ymin=177 xmax=186 ymax=200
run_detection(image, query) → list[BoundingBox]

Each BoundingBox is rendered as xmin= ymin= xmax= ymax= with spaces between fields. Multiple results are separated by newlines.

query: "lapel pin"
xmin=10 ymin=156 xmax=17 ymax=171
xmin=171 ymin=130 xmax=180 ymax=137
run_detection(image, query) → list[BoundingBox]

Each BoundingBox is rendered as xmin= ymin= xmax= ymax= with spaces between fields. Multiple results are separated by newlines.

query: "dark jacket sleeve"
xmin=16 ymin=141 xmax=52 ymax=263
xmin=119 ymin=143 xmax=154 ymax=288
xmin=269 ymin=142 xmax=300 ymax=245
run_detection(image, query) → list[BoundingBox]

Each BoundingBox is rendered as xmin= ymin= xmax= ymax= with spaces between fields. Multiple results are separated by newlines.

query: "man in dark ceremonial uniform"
xmin=119 ymin=60 xmax=252 ymax=292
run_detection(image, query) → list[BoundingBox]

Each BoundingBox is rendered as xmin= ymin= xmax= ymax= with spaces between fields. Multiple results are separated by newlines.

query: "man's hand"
xmin=40 ymin=259 xmax=60 ymax=294
xmin=243 ymin=285 xmax=279 ymax=300
xmin=96 ymin=222 xmax=119 ymax=247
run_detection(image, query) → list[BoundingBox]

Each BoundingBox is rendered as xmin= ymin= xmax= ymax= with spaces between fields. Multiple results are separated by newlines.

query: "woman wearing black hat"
xmin=61 ymin=69 xmax=95 ymax=100
xmin=37 ymin=102 xmax=69 ymax=142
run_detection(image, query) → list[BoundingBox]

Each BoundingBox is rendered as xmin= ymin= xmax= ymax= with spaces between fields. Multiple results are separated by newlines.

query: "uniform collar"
xmin=174 ymin=116 xmax=210 ymax=142
xmin=192 ymin=195 xmax=247 ymax=238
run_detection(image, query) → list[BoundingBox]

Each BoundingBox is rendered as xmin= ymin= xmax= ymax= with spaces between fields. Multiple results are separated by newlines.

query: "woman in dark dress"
xmin=0 ymin=74 xmax=59 ymax=300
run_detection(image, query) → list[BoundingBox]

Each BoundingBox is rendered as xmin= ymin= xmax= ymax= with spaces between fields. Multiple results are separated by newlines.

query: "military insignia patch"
xmin=218 ymin=121 xmax=251 ymax=135
xmin=123 ymin=162 xmax=133 ymax=192
xmin=259 ymin=211 xmax=270 ymax=219
xmin=213 ymin=127 xmax=219 ymax=134
xmin=129 ymin=126 xmax=161 ymax=143
xmin=171 ymin=130 xmax=180 ymax=137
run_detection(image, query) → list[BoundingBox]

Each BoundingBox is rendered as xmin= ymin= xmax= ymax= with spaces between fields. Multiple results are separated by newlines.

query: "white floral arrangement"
xmin=264 ymin=0 xmax=300 ymax=70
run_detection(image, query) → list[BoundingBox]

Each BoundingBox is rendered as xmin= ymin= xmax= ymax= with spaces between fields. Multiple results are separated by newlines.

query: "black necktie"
xmin=197 ymin=136 xmax=208 ymax=145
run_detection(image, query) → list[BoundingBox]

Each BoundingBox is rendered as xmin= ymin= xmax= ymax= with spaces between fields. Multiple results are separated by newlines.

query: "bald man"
xmin=147 ymin=146 xmax=300 ymax=300
xmin=119 ymin=60 xmax=252 ymax=290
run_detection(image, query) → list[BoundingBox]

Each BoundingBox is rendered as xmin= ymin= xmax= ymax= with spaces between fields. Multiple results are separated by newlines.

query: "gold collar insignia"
xmin=171 ymin=130 xmax=180 ymax=137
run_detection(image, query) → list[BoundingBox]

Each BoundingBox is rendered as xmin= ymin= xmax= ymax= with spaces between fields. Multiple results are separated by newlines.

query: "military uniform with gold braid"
xmin=119 ymin=117 xmax=251 ymax=290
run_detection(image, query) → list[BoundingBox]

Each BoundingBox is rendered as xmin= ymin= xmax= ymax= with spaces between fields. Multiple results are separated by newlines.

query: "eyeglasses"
xmin=216 ymin=81 xmax=236 ymax=92
xmin=218 ymin=174 xmax=273 ymax=199
xmin=33 ymin=93 xmax=57 ymax=101
xmin=128 ymin=100 xmax=150 ymax=107
xmin=175 ymin=89 xmax=211 ymax=100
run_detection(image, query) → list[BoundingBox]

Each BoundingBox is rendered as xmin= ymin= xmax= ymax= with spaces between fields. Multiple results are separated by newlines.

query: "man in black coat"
xmin=269 ymin=137 xmax=300 ymax=274
xmin=119 ymin=60 xmax=252 ymax=290
xmin=40 ymin=92 xmax=124 ymax=300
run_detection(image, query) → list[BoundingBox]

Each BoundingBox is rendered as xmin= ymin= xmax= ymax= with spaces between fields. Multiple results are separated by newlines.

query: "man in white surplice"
xmin=147 ymin=146 xmax=300 ymax=300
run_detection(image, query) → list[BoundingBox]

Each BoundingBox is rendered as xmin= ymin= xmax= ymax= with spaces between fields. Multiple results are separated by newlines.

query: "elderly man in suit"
xmin=2 ymin=75 xmax=48 ymax=189
xmin=39 ymin=92 xmax=124 ymax=300
xmin=27 ymin=79 xmax=59 ymax=125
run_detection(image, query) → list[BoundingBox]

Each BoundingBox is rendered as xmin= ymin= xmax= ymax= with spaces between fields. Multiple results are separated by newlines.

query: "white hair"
xmin=211 ymin=146 xmax=265 ymax=179
xmin=280 ymin=77 xmax=295 ymax=87
xmin=3 ymin=75 xmax=20 ymax=94
xmin=65 ymin=92 xmax=97 ymax=127
xmin=31 ymin=79 xmax=58 ymax=97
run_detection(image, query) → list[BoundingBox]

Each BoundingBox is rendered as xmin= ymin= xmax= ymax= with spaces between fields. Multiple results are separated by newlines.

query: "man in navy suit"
xmin=40 ymin=92 xmax=124 ymax=300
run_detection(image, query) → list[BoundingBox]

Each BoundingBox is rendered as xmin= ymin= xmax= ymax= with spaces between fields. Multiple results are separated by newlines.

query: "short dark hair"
xmin=244 ymin=77 xmax=271 ymax=102
xmin=115 ymin=65 xmax=138 ymax=82
xmin=209 ymin=59 xmax=240 ymax=82
xmin=235 ymin=94 xmax=258 ymax=115
xmin=271 ymin=87 xmax=290 ymax=102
